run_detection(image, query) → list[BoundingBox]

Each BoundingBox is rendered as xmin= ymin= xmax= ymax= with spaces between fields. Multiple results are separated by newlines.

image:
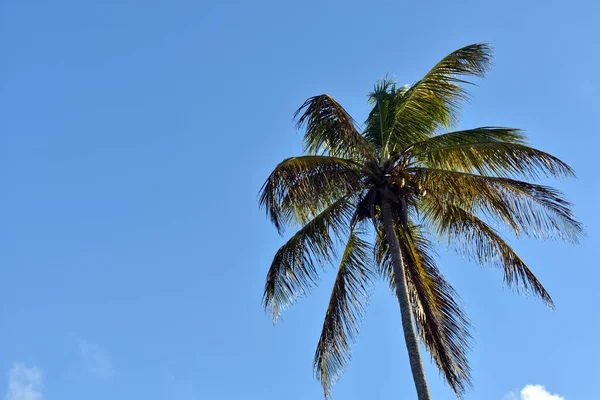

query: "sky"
xmin=1 ymin=0 xmax=599 ymax=399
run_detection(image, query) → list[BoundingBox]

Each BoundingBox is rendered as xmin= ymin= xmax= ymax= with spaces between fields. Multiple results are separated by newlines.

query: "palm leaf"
xmin=376 ymin=224 xmax=472 ymax=396
xmin=364 ymin=79 xmax=411 ymax=149
xmin=411 ymin=140 xmax=574 ymax=179
xmin=295 ymin=95 xmax=376 ymax=161
xmin=262 ymin=195 xmax=356 ymax=321
xmin=410 ymin=168 xmax=583 ymax=242
xmin=401 ymin=127 xmax=526 ymax=155
xmin=314 ymin=231 xmax=375 ymax=398
xmin=259 ymin=155 xmax=364 ymax=233
xmin=422 ymin=197 xmax=554 ymax=307
xmin=382 ymin=44 xmax=493 ymax=153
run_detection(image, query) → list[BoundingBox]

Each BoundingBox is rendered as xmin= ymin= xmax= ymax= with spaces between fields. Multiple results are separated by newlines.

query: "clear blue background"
xmin=1 ymin=1 xmax=598 ymax=399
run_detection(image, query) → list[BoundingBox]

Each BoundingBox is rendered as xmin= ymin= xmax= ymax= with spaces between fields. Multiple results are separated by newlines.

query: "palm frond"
xmin=262 ymin=195 xmax=357 ymax=321
xmin=410 ymin=168 xmax=583 ymax=242
xmin=295 ymin=95 xmax=376 ymax=161
xmin=259 ymin=155 xmax=364 ymax=233
xmin=314 ymin=232 xmax=375 ymax=398
xmin=422 ymin=197 xmax=554 ymax=307
xmin=383 ymin=44 xmax=493 ymax=153
xmin=364 ymin=78 xmax=410 ymax=148
xmin=376 ymin=224 xmax=472 ymax=396
xmin=402 ymin=127 xmax=527 ymax=155
xmin=411 ymin=139 xmax=574 ymax=179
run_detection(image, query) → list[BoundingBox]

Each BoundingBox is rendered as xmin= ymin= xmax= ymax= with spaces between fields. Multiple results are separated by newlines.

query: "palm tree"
xmin=258 ymin=44 xmax=582 ymax=400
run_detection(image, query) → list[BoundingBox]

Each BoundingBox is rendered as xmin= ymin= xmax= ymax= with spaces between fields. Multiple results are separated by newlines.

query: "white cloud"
xmin=5 ymin=363 xmax=43 ymax=400
xmin=506 ymin=385 xmax=565 ymax=400
xmin=78 ymin=340 xmax=115 ymax=379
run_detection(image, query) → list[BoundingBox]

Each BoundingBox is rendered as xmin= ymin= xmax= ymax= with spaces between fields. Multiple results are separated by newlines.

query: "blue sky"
xmin=1 ymin=0 xmax=598 ymax=399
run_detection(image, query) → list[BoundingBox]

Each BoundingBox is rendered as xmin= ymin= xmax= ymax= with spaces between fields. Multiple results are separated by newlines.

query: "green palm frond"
xmin=295 ymin=95 xmax=376 ymax=161
xmin=364 ymin=79 xmax=411 ymax=149
xmin=262 ymin=195 xmax=357 ymax=321
xmin=422 ymin=198 xmax=554 ymax=307
xmin=376 ymin=225 xmax=472 ymax=396
xmin=411 ymin=168 xmax=583 ymax=242
xmin=381 ymin=44 xmax=493 ymax=154
xmin=314 ymin=231 xmax=375 ymax=398
xmin=402 ymin=127 xmax=527 ymax=155
xmin=259 ymin=155 xmax=364 ymax=233
xmin=411 ymin=139 xmax=574 ymax=179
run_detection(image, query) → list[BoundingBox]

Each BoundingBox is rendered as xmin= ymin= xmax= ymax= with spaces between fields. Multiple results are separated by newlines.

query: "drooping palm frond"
xmin=422 ymin=197 xmax=554 ymax=307
xmin=410 ymin=138 xmax=574 ymax=179
xmin=381 ymin=44 xmax=493 ymax=153
xmin=376 ymin=224 xmax=472 ymax=396
xmin=263 ymin=195 xmax=357 ymax=321
xmin=410 ymin=168 xmax=583 ymax=242
xmin=295 ymin=95 xmax=376 ymax=162
xmin=259 ymin=155 xmax=364 ymax=233
xmin=314 ymin=231 xmax=375 ymax=398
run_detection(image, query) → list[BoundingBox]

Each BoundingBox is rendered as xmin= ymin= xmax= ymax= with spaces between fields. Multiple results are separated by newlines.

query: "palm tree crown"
xmin=259 ymin=44 xmax=582 ymax=399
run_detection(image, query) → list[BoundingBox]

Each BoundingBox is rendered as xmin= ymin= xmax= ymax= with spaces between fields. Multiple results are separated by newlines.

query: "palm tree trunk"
xmin=381 ymin=198 xmax=432 ymax=400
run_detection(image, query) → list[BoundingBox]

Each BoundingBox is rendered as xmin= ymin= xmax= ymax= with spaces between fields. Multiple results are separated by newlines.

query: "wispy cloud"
xmin=506 ymin=385 xmax=565 ymax=400
xmin=5 ymin=363 xmax=43 ymax=400
xmin=78 ymin=340 xmax=115 ymax=379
